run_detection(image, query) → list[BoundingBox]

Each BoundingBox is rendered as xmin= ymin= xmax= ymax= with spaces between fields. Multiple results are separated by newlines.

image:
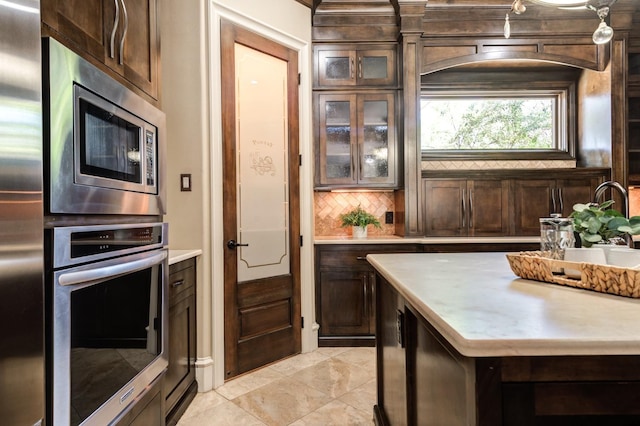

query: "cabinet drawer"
xmin=316 ymin=244 xmax=419 ymax=269
xmin=169 ymin=259 xmax=195 ymax=304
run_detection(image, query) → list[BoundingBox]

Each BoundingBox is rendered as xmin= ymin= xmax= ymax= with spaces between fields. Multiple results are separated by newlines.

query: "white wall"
xmin=161 ymin=0 xmax=314 ymax=391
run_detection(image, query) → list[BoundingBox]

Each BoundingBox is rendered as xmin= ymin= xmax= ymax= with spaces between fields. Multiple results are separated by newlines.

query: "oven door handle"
xmin=58 ymin=251 xmax=167 ymax=287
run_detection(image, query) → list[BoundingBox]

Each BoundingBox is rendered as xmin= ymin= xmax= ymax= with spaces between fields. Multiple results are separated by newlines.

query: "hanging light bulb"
xmin=591 ymin=6 xmax=613 ymax=44
xmin=501 ymin=0 xmax=617 ymax=45
xmin=504 ymin=13 xmax=511 ymax=39
xmin=513 ymin=0 xmax=527 ymax=14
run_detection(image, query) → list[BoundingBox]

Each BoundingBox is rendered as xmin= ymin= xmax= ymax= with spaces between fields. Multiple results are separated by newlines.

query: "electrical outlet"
xmin=385 ymin=211 xmax=394 ymax=224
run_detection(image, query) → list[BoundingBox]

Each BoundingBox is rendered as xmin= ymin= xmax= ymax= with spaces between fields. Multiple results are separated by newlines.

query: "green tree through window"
xmin=421 ymin=97 xmax=555 ymax=151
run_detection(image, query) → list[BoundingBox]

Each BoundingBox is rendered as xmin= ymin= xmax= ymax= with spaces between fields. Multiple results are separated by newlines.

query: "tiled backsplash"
xmin=314 ymin=191 xmax=396 ymax=237
xmin=630 ymin=187 xmax=640 ymax=218
xmin=422 ymin=159 xmax=576 ymax=170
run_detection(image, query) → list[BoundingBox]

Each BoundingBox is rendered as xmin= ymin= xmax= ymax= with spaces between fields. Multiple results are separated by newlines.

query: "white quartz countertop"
xmin=314 ymin=236 xmax=540 ymax=244
xmin=168 ymin=249 xmax=202 ymax=265
xmin=367 ymin=252 xmax=640 ymax=358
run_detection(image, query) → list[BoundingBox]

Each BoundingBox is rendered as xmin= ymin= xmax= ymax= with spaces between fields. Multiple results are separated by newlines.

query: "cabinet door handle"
xmin=171 ymin=279 xmax=185 ymax=288
xmin=363 ymin=273 xmax=369 ymax=321
xmin=351 ymin=144 xmax=355 ymax=180
xmin=358 ymin=56 xmax=362 ymax=79
xmin=119 ymin=0 xmax=129 ymax=65
xmin=350 ymin=56 xmax=354 ymax=79
xmin=110 ymin=0 xmax=120 ymax=59
xmin=469 ymin=189 xmax=474 ymax=229
xmin=558 ymin=187 xmax=564 ymax=213
xmin=551 ymin=187 xmax=557 ymax=213
xmin=461 ymin=188 xmax=466 ymax=229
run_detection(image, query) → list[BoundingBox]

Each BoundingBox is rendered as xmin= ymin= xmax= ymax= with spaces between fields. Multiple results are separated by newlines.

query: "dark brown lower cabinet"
xmin=315 ymin=244 xmax=421 ymax=347
xmin=165 ymin=258 xmax=197 ymax=426
xmin=374 ymin=273 xmax=407 ymax=426
xmin=374 ymin=274 xmax=640 ymax=426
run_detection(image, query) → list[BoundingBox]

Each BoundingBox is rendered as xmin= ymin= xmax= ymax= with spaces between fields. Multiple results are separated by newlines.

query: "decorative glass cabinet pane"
xmin=326 ymin=101 xmax=352 ymax=179
xmin=361 ymin=100 xmax=389 ymax=179
xmin=361 ymin=55 xmax=389 ymax=80
xmin=324 ymin=56 xmax=353 ymax=82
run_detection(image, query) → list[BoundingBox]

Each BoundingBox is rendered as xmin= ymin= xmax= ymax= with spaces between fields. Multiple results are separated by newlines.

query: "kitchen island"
xmin=367 ymin=252 xmax=640 ymax=426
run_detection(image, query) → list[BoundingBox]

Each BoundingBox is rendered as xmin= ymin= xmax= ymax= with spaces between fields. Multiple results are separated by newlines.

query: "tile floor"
xmin=177 ymin=347 xmax=376 ymax=426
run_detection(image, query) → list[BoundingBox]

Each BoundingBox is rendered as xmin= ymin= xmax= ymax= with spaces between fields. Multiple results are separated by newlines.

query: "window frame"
xmin=420 ymin=74 xmax=577 ymax=161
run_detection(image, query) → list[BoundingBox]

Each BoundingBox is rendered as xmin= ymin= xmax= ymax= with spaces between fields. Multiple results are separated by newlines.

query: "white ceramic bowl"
xmin=607 ymin=248 xmax=640 ymax=268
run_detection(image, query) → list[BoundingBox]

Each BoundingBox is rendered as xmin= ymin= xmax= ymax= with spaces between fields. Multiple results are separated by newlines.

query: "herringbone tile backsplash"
xmin=314 ymin=191 xmax=396 ymax=237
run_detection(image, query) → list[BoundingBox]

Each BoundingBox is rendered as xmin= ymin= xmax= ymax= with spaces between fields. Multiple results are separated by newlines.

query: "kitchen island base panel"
xmin=374 ymin=274 xmax=640 ymax=426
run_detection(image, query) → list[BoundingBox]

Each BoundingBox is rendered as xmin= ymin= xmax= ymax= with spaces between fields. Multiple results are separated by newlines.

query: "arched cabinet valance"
xmin=421 ymin=38 xmax=608 ymax=74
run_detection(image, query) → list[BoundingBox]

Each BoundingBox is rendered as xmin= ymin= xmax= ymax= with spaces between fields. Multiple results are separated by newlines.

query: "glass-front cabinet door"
xmin=316 ymin=46 xmax=396 ymax=87
xmin=359 ymin=93 xmax=395 ymax=185
xmin=316 ymin=92 xmax=396 ymax=188
xmin=318 ymin=94 xmax=358 ymax=185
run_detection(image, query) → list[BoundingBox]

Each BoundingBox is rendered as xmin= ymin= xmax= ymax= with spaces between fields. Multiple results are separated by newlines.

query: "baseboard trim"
xmin=195 ymin=356 xmax=215 ymax=392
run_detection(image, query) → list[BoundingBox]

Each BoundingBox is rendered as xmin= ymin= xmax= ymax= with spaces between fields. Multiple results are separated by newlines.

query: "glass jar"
xmin=540 ymin=213 xmax=575 ymax=262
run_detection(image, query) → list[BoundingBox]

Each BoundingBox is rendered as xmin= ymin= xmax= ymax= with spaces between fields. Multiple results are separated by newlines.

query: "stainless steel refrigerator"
xmin=0 ymin=1 xmax=45 ymax=425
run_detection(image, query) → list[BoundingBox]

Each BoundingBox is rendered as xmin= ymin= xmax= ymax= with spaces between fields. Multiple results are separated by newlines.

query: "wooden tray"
xmin=506 ymin=251 xmax=640 ymax=298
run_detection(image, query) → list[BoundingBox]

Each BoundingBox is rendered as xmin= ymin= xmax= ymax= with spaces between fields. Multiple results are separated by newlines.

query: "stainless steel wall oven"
xmin=46 ymin=223 xmax=168 ymax=425
xmin=43 ymin=37 xmax=166 ymax=216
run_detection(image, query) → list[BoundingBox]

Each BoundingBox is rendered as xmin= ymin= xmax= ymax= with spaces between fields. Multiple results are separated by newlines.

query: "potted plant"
xmin=570 ymin=200 xmax=640 ymax=248
xmin=340 ymin=204 xmax=382 ymax=239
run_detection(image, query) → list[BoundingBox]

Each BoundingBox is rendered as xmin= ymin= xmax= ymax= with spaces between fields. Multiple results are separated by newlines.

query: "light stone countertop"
xmin=367 ymin=252 xmax=640 ymax=358
xmin=168 ymin=249 xmax=202 ymax=265
xmin=314 ymin=236 xmax=540 ymax=244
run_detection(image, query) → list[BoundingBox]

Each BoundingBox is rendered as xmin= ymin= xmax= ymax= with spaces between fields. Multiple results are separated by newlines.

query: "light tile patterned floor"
xmin=177 ymin=347 xmax=376 ymax=426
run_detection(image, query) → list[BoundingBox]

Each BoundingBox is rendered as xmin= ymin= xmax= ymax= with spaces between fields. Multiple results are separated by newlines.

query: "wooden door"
xmin=356 ymin=49 xmax=396 ymax=86
xmin=468 ymin=179 xmax=510 ymax=236
xmin=106 ymin=0 xmax=159 ymax=99
xmin=318 ymin=270 xmax=371 ymax=337
xmin=512 ymin=179 xmax=555 ymax=235
xmin=41 ymin=0 xmax=107 ymax=60
xmin=317 ymin=48 xmax=357 ymax=86
xmin=220 ymin=20 xmax=301 ymax=379
xmin=556 ymin=177 xmax=599 ymax=217
xmin=423 ymin=179 xmax=466 ymax=236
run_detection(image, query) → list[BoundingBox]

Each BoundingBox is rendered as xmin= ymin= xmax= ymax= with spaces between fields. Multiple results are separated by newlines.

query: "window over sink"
xmin=420 ymin=66 xmax=578 ymax=161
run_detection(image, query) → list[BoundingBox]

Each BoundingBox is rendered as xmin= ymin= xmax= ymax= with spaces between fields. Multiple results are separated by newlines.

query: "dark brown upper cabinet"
xmin=314 ymin=44 xmax=397 ymax=88
xmin=41 ymin=0 xmax=160 ymax=102
xmin=315 ymin=91 xmax=397 ymax=188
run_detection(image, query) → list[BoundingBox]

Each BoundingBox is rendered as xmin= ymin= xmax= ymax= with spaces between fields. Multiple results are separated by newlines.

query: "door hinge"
xmin=300 ymin=235 xmax=303 ymax=247
xmin=298 ymin=73 xmax=301 ymax=85
xmin=301 ymin=317 xmax=304 ymax=328
xmin=299 ymin=154 xmax=302 ymax=166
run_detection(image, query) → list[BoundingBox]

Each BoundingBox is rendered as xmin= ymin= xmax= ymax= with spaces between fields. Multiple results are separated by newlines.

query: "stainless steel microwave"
xmin=43 ymin=38 xmax=166 ymax=215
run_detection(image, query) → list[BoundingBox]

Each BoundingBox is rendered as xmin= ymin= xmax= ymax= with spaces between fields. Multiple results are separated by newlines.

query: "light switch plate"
xmin=180 ymin=174 xmax=192 ymax=192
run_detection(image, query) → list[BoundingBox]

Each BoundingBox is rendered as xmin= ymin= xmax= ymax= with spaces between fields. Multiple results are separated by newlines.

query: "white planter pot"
xmin=352 ymin=226 xmax=367 ymax=239
xmin=563 ymin=247 xmax=607 ymax=278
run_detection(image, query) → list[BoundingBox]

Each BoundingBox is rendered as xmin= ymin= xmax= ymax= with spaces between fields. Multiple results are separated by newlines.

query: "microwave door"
xmin=74 ymin=85 xmax=147 ymax=192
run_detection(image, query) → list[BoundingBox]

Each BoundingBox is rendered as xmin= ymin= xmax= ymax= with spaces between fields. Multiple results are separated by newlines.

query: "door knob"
xmin=227 ymin=239 xmax=249 ymax=250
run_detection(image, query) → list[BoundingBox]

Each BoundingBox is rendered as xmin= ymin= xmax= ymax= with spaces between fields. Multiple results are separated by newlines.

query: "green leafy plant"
xmin=570 ymin=200 xmax=640 ymax=247
xmin=339 ymin=205 xmax=382 ymax=229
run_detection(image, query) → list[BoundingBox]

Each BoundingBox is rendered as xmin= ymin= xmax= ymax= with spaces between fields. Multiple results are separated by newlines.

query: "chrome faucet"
xmin=593 ymin=180 xmax=633 ymax=248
